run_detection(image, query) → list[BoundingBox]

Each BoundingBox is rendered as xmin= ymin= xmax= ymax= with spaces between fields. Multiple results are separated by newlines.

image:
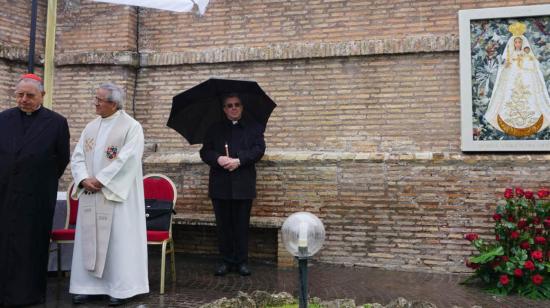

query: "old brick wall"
xmin=0 ymin=60 xmax=26 ymax=111
xmin=2 ymin=0 xmax=550 ymax=273
xmin=138 ymin=0 xmax=547 ymax=51
xmin=172 ymin=225 xmax=278 ymax=263
xmin=0 ymin=0 xmax=47 ymax=110
xmin=55 ymin=0 xmax=137 ymax=53
xmin=144 ymin=153 xmax=550 ymax=272
xmin=136 ymin=53 xmax=460 ymax=153
xmin=0 ymin=0 xmax=46 ymax=53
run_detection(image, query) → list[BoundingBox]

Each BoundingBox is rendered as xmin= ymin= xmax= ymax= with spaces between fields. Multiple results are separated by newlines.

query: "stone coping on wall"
xmin=56 ymin=50 xmax=139 ymax=67
xmin=0 ymin=43 xmax=39 ymax=64
xmin=0 ymin=42 xmax=138 ymax=67
xmin=143 ymin=150 xmax=550 ymax=165
xmin=173 ymin=213 xmax=284 ymax=228
xmin=139 ymin=34 xmax=458 ymax=67
xmin=1 ymin=34 xmax=459 ymax=67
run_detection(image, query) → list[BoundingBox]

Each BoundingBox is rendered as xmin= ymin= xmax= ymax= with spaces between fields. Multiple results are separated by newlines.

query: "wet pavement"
xmin=35 ymin=253 xmax=550 ymax=308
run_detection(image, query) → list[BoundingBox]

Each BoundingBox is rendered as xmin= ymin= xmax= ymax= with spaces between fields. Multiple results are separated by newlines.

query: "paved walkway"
xmin=35 ymin=254 xmax=550 ymax=308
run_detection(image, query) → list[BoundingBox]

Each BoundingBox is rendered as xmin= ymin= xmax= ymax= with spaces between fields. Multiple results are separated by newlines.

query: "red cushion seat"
xmin=51 ymin=229 xmax=75 ymax=241
xmin=147 ymin=230 xmax=170 ymax=242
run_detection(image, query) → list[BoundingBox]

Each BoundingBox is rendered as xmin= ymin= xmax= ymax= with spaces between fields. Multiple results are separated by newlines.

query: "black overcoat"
xmin=200 ymin=117 xmax=265 ymax=200
xmin=0 ymin=107 xmax=70 ymax=306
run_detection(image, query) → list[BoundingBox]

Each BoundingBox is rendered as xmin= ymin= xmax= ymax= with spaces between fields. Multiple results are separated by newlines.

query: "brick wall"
xmin=0 ymin=0 xmax=46 ymax=53
xmin=56 ymin=0 xmax=137 ymax=53
xmin=0 ymin=60 xmax=26 ymax=111
xmin=146 ymin=153 xmax=550 ymax=272
xmin=138 ymin=0 xmax=547 ymax=51
xmin=172 ymin=225 xmax=278 ymax=263
xmin=0 ymin=0 xmax=46 ymax=109
xmin=136 ymin=53 xmax=460 ymax=153
xmin=2 ymin=0 xmax=550 ymax=273
xmin=52 ymin=66 xmax=137 ymax=139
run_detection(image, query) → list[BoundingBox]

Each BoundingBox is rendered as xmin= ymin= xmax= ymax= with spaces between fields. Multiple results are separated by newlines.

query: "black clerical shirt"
xmin=19 ymin=107 xmax=42 ymax=135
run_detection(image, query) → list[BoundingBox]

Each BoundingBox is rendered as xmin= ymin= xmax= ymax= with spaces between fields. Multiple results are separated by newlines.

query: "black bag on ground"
xmin=145 ymin=199 xmax=176 ymax=231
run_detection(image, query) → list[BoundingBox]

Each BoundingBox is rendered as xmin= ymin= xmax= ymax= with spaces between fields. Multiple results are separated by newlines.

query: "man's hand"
xmin=217 ymin=156 xmax=240 ymax=172
xmin=81 ymin=177 xmax=103 ymax=193
xmin=217 ymin=156 xmax=232 ymax=167
xmin=224 ymin=158 xmax=240 ymax=172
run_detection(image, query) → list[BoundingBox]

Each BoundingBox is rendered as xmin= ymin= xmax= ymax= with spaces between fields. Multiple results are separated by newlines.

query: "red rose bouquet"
xmin=464 ymin=187 xmax=550 ymax=299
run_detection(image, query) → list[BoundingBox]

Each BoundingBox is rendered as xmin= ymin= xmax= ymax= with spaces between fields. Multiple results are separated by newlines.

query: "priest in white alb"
xmin=69 ymin=83 xmax=149 ymax=306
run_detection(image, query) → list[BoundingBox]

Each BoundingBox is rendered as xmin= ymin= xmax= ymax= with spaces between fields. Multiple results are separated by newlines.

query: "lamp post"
xmin=281 ymin=212 xmax=325 ymax=308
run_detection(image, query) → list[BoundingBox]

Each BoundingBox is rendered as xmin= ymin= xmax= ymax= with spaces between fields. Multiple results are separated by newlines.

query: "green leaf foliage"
xmin=463 ymin=186 xmax=550 ymax=299
xmin=470 ymin=246 xmax=504 ymax=263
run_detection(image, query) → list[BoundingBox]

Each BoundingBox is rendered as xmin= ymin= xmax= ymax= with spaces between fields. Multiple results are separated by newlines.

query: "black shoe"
xmin=108 ymin=296 xmax=126 ymax=306
xmin=72 ymin=294 xmax=90 ymax=305
xmin=214 ymin=263 xmax=229 ymax=276
xmin=238 ymin=263 xmax=251 ymax=276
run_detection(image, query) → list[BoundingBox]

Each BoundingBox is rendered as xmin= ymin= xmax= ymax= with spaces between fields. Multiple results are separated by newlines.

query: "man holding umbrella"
xmin=168 ymin=78 xmax=275 ymax=276
xmin=200 ymin=93 xmax=266 ymax=276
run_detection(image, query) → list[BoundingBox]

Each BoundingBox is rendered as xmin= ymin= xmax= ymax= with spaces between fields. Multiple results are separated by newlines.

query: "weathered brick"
xmin=1 ymin=0 xmax=548 ymax=274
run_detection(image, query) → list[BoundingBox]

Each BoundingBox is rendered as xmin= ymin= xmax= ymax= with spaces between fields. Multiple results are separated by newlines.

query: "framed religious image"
xmin=459 ymin=4 xmax=550 ymax=151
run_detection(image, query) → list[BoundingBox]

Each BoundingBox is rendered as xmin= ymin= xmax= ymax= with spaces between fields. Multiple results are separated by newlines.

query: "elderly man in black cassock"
xmin=0 ymin=74 xmax=70 ymax=306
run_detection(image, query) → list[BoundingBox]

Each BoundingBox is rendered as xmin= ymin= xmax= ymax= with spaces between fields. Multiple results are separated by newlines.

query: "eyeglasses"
xmin=93 ymin=97 xmax=112 ymax=105
xmin=15 ymin=92 xmax=37 ymax=99
xmin=224 ymin=103 xmax=241 ymax=109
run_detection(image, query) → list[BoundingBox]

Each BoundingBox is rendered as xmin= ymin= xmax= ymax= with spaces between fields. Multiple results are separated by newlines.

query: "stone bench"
xmin=172 ymin=213 xmax=294 ymax=267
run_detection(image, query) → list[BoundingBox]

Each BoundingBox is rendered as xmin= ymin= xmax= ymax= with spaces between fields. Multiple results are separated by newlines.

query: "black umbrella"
xmin=167 ymin=78 xmax=277 ymax=144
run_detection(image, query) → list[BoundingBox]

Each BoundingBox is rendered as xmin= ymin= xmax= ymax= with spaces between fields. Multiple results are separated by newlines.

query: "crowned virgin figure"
xmin=484 ymin=22 xmax=550 ymax=137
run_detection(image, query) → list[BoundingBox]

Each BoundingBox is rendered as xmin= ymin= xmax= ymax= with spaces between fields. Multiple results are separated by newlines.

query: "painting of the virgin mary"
xmin=484 ymin=22 xmax=550 ymax=137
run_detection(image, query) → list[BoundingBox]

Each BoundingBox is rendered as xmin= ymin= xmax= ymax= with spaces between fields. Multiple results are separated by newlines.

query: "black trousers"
xmin=212 ymin=199 xmax=252 ymax=265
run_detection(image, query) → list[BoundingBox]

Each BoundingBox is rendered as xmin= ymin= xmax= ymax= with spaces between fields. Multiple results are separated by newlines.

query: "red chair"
xmin=50 ymin=182 xmax=78 ymax=277
xmin=143 ymin=173 xmax=177 ymax=294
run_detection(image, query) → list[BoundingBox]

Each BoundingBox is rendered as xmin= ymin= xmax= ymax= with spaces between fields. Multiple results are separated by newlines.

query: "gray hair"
xmin=16 ymin=78 xmax=44 ymax=92
xmin=98 ymin=82 xmax=124 ymax=110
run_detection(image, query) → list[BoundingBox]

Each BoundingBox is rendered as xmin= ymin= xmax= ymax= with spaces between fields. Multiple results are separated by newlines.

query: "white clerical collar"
xmin=232 ymin=120 xmax=238 ymax=125
xmin=102 ymin=110 xmax=121 ymax=120
xmin=22 ymin=105 xmax=41 ymax=116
